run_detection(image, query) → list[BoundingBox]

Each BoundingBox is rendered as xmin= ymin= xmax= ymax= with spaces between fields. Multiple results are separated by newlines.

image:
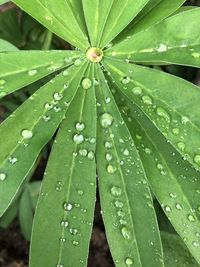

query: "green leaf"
xmin=30 ymin=64 xmax=96 ymax=267
xmin=162 ymin=232 xmax=199 ymax=267
xmin=115 ymin=0 xmax=186 ymax=42
xmin=12 ymin=0 xmax=89 ymax=51
xmin=82 ymin=0 xmax=113 ymax=47
xmin=103 ymin=58 xmax=200 ymax=171
xmin=28 ymin=181 xmax=41 ymax=209
xmin=0 ymin=61 xmax=88 ymax=217
xmin=99 ymin=0 xmax=150 ymax=48
xmin=0 ymin=197 xmax=19 ymax=228
xmin=0 ymin=50 xmax=82 ymax=98
xmin=19 ymin=185 xmax=34 ymax=241
xmin=112 ymin=94 xmax=200 ymax=263
xmin=106 ymin=8 xmax=200 ymax=67
xmin=0 ymin=38 xmax=18 ymax=51
xmin=95 ymin=64 xmax=164 ymax=267
xmin=0 ymin=0 xmax=9 ymax=5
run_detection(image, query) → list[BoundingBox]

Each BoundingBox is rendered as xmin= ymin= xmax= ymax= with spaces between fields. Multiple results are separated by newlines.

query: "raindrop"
xmin=28 ymin=69 xmax=38 ymax=76
xmin=74 ymin=59 xmax=82 ymax=66
xmin=61 ymin=220 xmax=68 ymax=227
xmin=123 ymin=149 xmax=129 ymax=156
xmin=0 ymin=79 xmax=6 ymax=86
xmin=44 ymin=103 xmax=53 ymax=110
xmin=122 ymin=77 xmax=131 ymax=85
xmin=125 ymin=258 xmax=134 ymax=266
xmin=142 ymin=95 xmax=153 ymax=105
xmin=0 ymin=173 xmax=6 ymax=181
xmin=105 ymin=97 xmax=111 ymax=103
xmin=72 ymin=240 xmax=79 ymax=246
xmin=60 ymin=238 xmax=66 ymax=243
xmin=81 ymin=78 xmax=92 ymax=90
xmin=21 ymin=129 xmax=33 ymax=139
xmin=119 ymin=219 xmax=127 ymax=225
xmin=132 ymin=86 xmax=142 ymax=95
xmin=194 ymin=155 xmax=200 ymax=166
xmin=121 ymin=227 xmax=131 ymax=239
xmin=53 ymin=92 xmax=63 ymax=101
xmin=88 ymin=151 xmax=95 ymax=160
xmin=165 ymin=206 xmax=171 ymax=213
xmin=43 ymin=115 xmax=51 ymax=122
xmin=78 ymin=190 xmax=84 ymax=195
xmin=105 ymin=141 xmax=112 ymax=148
xmin=175 ymin=203 xmax=182 ymax=210
xmin=188 ymin=214 xmax=196 ymax=222
xmin=177 ymin=142 xmax=185 ymax=152
xmin=76 ymin=122 xmax=85 ymax=131
xmin=156 ymin=107 xmax=170 ymax=122
xmin=69 ymin=228 xmax=78 ymax=235
xmin=181 ymin=116 xmax=189 ymax=124
xmin=144 ymin=148 xmax=151 ymax=155
xmin=100 ymin=113 xmax=114 ymax=128
xmin=115 ymin=200 xmax=124 ymax=208
xmin=169 ymin=193 xmax=176 ymax=199
xmin=79 ymin=149 xmax=88 ymax=157
xmin=73 ymin=134 xmax=84 ymax=144
xmin=193 ymin=241 xmax=199 ymax=247
xmin=107 ymin=165 xmax=117 ymax=174
xmin=172 ymin=128 xmax=180 ymax=135
xmin=8 ymin=157 xmax=18 ymax=164
xmin=105 ymin=153 xmax=112 ymax=161
xmin=111 ymin=186 xmax=122 ymax=197
xmin=63 ymin=202 xmax=73 ymax=211
xmin=157 ymin=43 xmax=168 ymax=52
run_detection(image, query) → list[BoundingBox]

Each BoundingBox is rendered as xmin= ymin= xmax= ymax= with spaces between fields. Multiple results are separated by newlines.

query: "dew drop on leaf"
xmin=188 ymin=214 xmax=196 ymax=222
xmin=28 ymin=69 xmax=38 ymax=76
xmin=63 ymin=202 xmax=73 ymax=211
xmin=100 ymin=113 xmax=114 ymax=128
xmin=125 ymin=257 xmax=134 ymax=266
xmin=87 ymin=151 xmax=95 ymax=160
xmin=175 ymin=203 xmax=183 ymax=210
xmin=74 ymin=58 xmax=82 ymax=66
xmin=121 ymin=227 xmax=131 ymax=239
xmin=81 ymin=78 xmax=92 ymax=90
xmin=76 ymin=122 xmax=85 ymax=131
xmin=111 ymin=186 xmax=122 ymax=197
xmin=0 ymin=173 xmax=6 ymax=181
xmin=79 ymin=149 xmax=88 ymax=157
xmin=122 ymin=76 xmax=131 ymax=85
xmin=105 ymin=141 xmax=112 ymax=149
xmin=142 ymin=95 xmax=153 ymax=105
xmin=0 ymin=79 xmax=6 ymax=86
xmin=73 ymin=134 xmax=84 ymax=144
xmin=72 ymin=240 xmax=79 ymax=246
xmin=53 ymin=92 xmax=63 ymax=101
xmin=157 ymin=43 xmax=168 ymax=52
xmin=60 ymin=220 xmax=69 ymax=227
xmin=107 ymin=164 xmax=117 ymax=174
xmin=105 ymin=153 xmax=112 ymax=161
xmin=21 ymin=129 xmax=33 ymax=139
xmin=8 ymin=157 xmax=18 ymax=164
xmin=115 ymin=201 xmax=124 ymax=208
xmin=156 ymin=107 xmax=170 ymax=122
xmin=172 ymin=128 xmax=180 ymax=135
xmin=194 ymin=155 xmax=200 ymax=166
xmin=132 ymin=86 xmax=142 ymax=95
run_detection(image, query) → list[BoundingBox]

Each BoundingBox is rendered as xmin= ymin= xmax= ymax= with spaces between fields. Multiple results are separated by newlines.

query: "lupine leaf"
xmin=103 ymin=58 xmax=200 ymax=171
xmin=12 ymin=0 xmax=89 ymax=51
xmin=82 ymin=0 xmax=113 ymax=47
xmin=0 ymin=0 xmax=9 ymax=4
xmin=30 ymin=65 xmax=96 ymax=267
xmin=162 ymin=232 xmax=199 ymax=267
xmin=0 ymin=38 xmax=18 ymax=51
xmin=0 ymin=61 xmax=88 ymax=217
xmin=106 ymin=8 xmax=200 ymax=67
xmin=0 ymin=51 xmax=82 ymax=98
xmin=112 ymin=91 xmax=200 ymax=263
xmin=115 ymin=0 xmax=186 ymax=42
xmin=99 ymin=0 xmax=150 ymax=49
xmin=95 ymin=64 xmax=164 ymax=267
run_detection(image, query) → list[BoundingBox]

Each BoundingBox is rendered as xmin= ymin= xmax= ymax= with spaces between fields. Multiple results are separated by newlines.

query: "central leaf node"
xmin=86 ymin=47 xmax=103 ymax=63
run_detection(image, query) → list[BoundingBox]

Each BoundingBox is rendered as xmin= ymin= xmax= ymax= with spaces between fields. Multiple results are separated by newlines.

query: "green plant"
xmin=0 ymin=1 xmax=200 ymax=266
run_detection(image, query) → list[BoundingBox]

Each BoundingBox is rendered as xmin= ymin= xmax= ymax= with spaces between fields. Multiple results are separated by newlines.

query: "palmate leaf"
xmin=95 ymin=65 xmax=164 ymax=267
xmin=106 ymin=8 xmax=200 ymax=67
xmin=30 ymin=65 xmax=96 ymax=267
xmin=0 ymin=51 xmax=82 ymax=98
xmin=99 ymin=0 xmax=150 ymax=48
xmin=115 ymin=0 xmax=186 ymax=42
xmin=0 ymin=61 xmax=87 ymax=216
xmin=0 ymin=39 xmax=18 ymax=51
xmin=12 ymin=0 xmax=89 ymax=51
xmin=112 ymin=92 xmax=200 ymax=263
xmin=103 ymin=58 xmax=200 ymax=172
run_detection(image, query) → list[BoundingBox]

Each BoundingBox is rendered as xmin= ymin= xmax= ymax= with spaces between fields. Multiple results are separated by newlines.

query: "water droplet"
xmin=60 ymin=238 xmax=66 ymax=243
xmin=193 ymin=241 xmax=199 ymax=247
xmin=79 ymin=149 xmax=88 ymax=157
xmin=175 ymin=203 xmax=182 ymax=210
xmin=125 ymin=258 xmax=133 ymax=266
xmin=61 ymin=220 xmax=68 ymax=227
xmin=0 ymin=79 xmax=6 ymax=86
xmin=188 ymin=214 xmax=196 ymax=222
xmin=132 ymin=86 xmax=142 ymax=95
xmin=21 ymin=129 xmax=33 ymax=139
xmin=111 ymin=186 xmax=122 ymax=196
xmin=72 ymin=240 xmax=79 ymax=246
xmin=78 ymin=190 xmax=84 ymax=195
xmin=172 ymin=128 xmax=180 ymax=135
xmin=115 ymin=201 xmax=124 ymax=208
xmin=107 ymin=165 xmax=117 ymax=174
xmin=169 ymin=193 xmax=176 ymax=199
xmin=28 ymin=69 xmax=38 ymax=76
xmin=8 ymin=157 xmax=18 ymax=164
xmin=194 ymin=155 xmax=200 ymax=166
xmin=144 ymin=148 xmax=151 ymax=155
xmin=156 ymin=107 xmax=170 ymax=122
xmin=43 ymin=115 xmax=51 ymax=122
xmin=76 ymin=122 xmax=85 ymax=131
xmin=63 ymin=202 xmax=73 ymax=211
xmin=100 ymin=113 xmax=113 ymax=128
xmin=105 ymin=141 xmax=112 ymax=149
xmin=81 ymin=78 xmax=92 ymax=90
xmin=88 ymin=151 xmax=95 ymax=160
xmin=74 ymin=59 xmax=82 ymax=66
xmin=142 ymin=95 xmax=153 ymax=105
xmin=157 ymin=43 xmax=168 ymax=52
xmin=122 ymin=77 xmax=131 ymax=85
xmin=69 ymin=228 xmax=78 ymax=235
xmin=105 ymin=153 xmax=112 ymax=161
xmin=181 ymin=116 xmax=189 ymax=124
xmin=53 ymin=92 xmax=63 ymax=101
xmin=105 ymin=97 xmax=111 ymax=103
xmin=119 ymin=219 xmax=127 ymax=225
xmin=121 ymin=227 xmax=131 ymax=239
xmin=165 ymin=206 xmax=171 ymax=212
xmin=123 ymin=149 xmax=129 ymax=156
xmin=157 ymin=163 xmax=164 ymax=170
xmin=0 ymin=173 xmax=6 ymax=181
xmin=177 ymin=142 xmax=185 ymax=152
xmin=73 ymin=134 xmax=84 ymax=144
